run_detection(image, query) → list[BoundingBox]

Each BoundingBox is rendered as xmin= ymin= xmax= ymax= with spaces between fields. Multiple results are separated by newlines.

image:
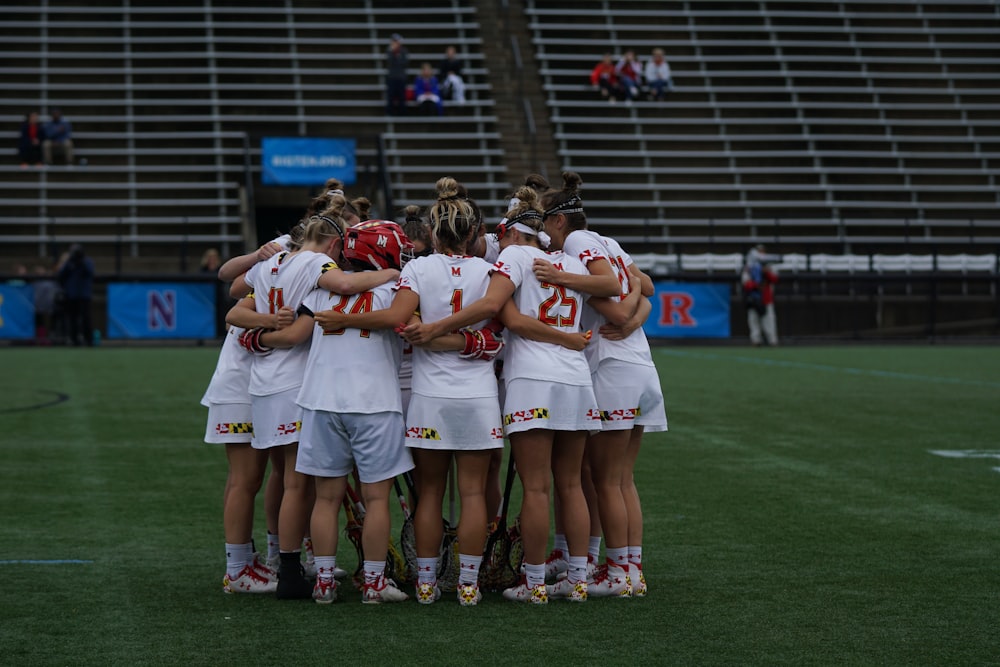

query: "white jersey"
xmin=397 ymin=253 xmax=497 ymax=398
xmin=491 ymin=245 xmax=591 ymax=385
xmin=482 ymin=233 xmax=501 ymax=264
xmin=295 ymin=281 xmax=403 ymax=414
xmin=244 ymin=249 xmax=338 ymax=396
xmin=200 ymin=325 xmax=252 ymax=406
xmin=593 ymin=235 xmax=656 ymax=368
xmin=201 ymin=235 xmax=294 ymax=406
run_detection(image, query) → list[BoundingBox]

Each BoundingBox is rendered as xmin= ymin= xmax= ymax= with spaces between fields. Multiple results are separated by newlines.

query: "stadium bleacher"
xmin=526 ymin=0 xmax=1000 ymax=254
xmin=0 ymin=1 xmax=998 ymax=275
xmin=0 ymin=0 xmax=508 ymax=271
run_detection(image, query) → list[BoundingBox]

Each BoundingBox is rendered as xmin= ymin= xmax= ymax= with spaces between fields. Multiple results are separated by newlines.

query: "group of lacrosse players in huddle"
xmin=201 ymin=170 xmax=667 ymax=606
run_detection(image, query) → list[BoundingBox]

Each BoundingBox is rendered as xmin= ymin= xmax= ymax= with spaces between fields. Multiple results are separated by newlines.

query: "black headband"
xmin=544 ymin=195 xmax=584 ymax=217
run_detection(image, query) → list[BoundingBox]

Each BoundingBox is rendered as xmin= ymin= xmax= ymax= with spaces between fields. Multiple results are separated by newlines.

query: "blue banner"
xmin=107 ymin=283 xmax=216 ymax=339
xmin=643 ymin=282 xmax=730 ymax=338
xmin=0 ymin=284 xmax=35 ymax=339
xmin=261 ymin=137 xmax=357 ymax=186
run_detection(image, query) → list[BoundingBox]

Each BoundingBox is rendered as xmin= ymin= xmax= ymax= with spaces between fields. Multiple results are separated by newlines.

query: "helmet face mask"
xmin=343 ymin=220 xmax=414 ymax=271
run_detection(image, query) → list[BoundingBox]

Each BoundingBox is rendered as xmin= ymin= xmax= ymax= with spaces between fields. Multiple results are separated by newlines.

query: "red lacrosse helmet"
xmin=343 ymin=220 xmax=414 ymax=271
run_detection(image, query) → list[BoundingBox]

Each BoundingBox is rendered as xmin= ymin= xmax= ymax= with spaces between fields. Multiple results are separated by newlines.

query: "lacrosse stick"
xmin=393 ymin=475 xmax=418 ymax=584
xmin=341 ymin=493 xmax=365 ymax=589
xmin=437 ymin=458 xmax=460 ymax=592
xmin=479 ymin=454 xmax=519 ymax=591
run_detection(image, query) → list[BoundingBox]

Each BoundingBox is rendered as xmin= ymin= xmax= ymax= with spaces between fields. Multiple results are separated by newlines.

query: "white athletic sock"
xmin=588 ymin=536 xmax=602 ymax=561
xmin=266 ymin=532 xmax=280 ymax=561
xmin=606 ymin=546 xmax=628 ymax=570
xmin=566 ymin=555 xmax=588 ymax=583
xmin=458 ymin=553 xmax=480 ymax=585
xmin=416 ymin=557 xmax=438 ymax=584
xmin=552 ymin=534 xmax=568 ymax=556
xmin=302 ymin=536 xmax=315 ymax=564
xmin=225 ymin=542 xmax=252 ymax=578
xmin=524 ymin=563 xmax=545 ymax=588
xmin=314 ymin=555 xmax=337 ymax=582
xmin=628 ymin=546 xmax=643 ymax=576
xmin=363 ymin=560 xmax=386 ymax=586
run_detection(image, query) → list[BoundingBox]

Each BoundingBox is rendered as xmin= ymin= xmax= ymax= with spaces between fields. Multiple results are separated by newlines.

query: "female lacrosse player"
xmin=253 ymin=221 xmax=416 ymax=604
xmin=534 ymin=172 xmax=666 ymax=598
xmin=314 ymin=178 xmax=503 ymax=606
xmin=401 ymin=187 xmax=599 ymax=604
xmin=226 ymin=214 xmax=399 ymax=599
xmin=204 ymin=238 xmax=287 ymax=594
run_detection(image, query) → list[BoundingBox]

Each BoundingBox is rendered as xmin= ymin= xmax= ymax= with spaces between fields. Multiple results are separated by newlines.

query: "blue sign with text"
xmin=261 ymin=137 xmax=357 ymax=186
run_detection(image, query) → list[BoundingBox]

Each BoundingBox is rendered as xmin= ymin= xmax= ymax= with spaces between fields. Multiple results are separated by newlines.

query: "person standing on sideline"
xmin=385 ymin=33 xmax=409 ymax=116
xmin=741 ymin=244 xmax=779 ymax=346
xmin=644 ymin=48 xmax=674 ymax=101
xmin=56 ymin=243 xmax=95 ymax=346
xmin=43 ymin=108 xmax=74 ymax=166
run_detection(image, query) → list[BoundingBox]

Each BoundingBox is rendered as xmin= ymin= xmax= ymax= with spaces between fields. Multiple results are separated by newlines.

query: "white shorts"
xmin=250 ymin=388 xmax=303 ymax=449
xmin=502 ymin=378 xmax=601 ymax=436
xmin=405 ymin=392 xmax=504 ymax=451
xmin=204 ymin=403 xmax=253 ymax=444
xmin=296 ymin=409 xmax=414 ymax=483
xmin=591 ymin=360 xmax=668 ymax=433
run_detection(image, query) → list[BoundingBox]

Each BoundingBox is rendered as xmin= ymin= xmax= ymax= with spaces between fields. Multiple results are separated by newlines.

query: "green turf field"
xmin=1 ymin=345 xmax=998 ymax=665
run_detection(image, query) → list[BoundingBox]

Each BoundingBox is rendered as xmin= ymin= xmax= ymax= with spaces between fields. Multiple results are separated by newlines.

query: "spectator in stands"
xmin=590 ymin=53 xmax=619 ymax=102
xmin=200 ymin=248 xmax=222 ymax=273
xmin=437 ymin=45 xmax=467 ymax=105
xmin=43 ymin=108 xmax=74 ymax=166
xmin=385 ymin=33 xmax=409 ymax=116
xmin=57 ymin=243 xmax=95 ymax=347
xmin=413 ymin=62 xmax=444 ymax=116
xmin=644 ymin=48 xmax=674 ymax=101
xmin=18 ymin=111 xmax=44 ymax=168
xmin=741 ymin=244 xmax=779 ymax=347
xmin=615 ymin=50 xmax=643 ymax=102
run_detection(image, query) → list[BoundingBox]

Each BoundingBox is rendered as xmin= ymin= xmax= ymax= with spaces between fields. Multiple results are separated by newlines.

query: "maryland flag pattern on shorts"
xmin=503 ymin=407 xmax=550 ymax=426
xmin=406 ymin=426 xmax=442 ymax=440
xmin=215 ymin=422 xmax=254 ymax=435
xmin=600 ymin=407 xmax=641 ymax=423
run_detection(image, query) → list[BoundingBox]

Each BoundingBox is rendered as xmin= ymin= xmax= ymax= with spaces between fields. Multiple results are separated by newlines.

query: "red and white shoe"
xmin=363 ymin=576 xmax=409 ymax=604
xmin=543 ymin=549 xmax=568 ymax=582
xmin=223 ymin=564 xmax=278 ymax=594
xmin=250 ymin=554 xmax=278 ymax=583
xmin=502 ymin=576 xmax=548 ymax=604
xmin=588 ymin=561 xmax=630 ymax=598
xmin=313 ymin=577 xmax=337 ymax=604
xmin=546 ymin=577 xmax=588 ymax=602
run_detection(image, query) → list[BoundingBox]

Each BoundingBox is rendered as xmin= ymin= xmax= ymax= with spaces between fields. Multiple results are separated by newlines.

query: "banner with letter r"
xmin=643 ymin=282 xmax=730 ymax=338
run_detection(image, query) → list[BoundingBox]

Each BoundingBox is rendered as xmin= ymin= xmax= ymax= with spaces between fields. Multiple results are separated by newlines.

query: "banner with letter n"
xmin=107 ymin=282 xmax=216 ymax=339
xmin=0 ymin=284 xmax=35 ymax=339
xmin=261 ymin=137 xmax=357 ymax=186
xmin=643 ymin=282 xmax=730 ymax=338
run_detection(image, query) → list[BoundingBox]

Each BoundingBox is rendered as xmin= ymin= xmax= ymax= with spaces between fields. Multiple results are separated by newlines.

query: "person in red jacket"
xmin=590 ymin=53 xmax=619 ymax=102
xmin=741 ymin=244 xmax=779 ymax=346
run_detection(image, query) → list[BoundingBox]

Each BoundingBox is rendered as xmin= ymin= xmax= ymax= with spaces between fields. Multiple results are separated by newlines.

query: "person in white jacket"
xmin=644 ymin=48 xmax=674 ymax=101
